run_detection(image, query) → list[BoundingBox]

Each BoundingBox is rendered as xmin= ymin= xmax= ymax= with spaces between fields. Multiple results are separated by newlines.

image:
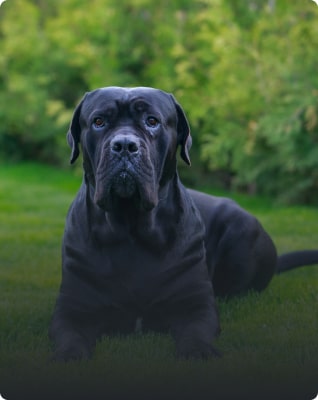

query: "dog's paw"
xmin=51 ymin=333 xmax=92 ymax=363
xmin=52 ymin=346 xmax=91 ymax=363
xmin=176 ymin=338 xmax=221 ymax=360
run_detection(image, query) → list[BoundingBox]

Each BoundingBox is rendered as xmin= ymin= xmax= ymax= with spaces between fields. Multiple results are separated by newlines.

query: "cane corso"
xmin=50 ymin=86 xmax=318 ymax=361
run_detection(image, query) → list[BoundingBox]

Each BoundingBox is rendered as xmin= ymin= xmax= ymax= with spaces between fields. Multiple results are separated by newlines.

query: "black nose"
xmin=110 ymin=135 xmax=140 ymax=155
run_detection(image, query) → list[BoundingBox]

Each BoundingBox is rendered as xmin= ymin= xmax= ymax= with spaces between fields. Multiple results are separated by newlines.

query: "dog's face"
xmin=67 ymin=87 xmax=191 ymax=212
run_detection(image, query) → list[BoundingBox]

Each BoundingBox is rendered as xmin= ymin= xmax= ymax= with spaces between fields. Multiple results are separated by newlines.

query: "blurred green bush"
xmin=0 ymin=0 xmax=317 ymax=203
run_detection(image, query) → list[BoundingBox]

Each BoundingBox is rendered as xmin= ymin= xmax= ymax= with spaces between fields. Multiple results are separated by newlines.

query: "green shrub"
xmin=0 ymin=0 xmax=317 ymax=203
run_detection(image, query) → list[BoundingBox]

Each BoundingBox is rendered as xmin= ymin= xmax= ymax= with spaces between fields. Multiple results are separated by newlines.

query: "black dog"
xmin=50 ymin=86 xmax=318 ymax=361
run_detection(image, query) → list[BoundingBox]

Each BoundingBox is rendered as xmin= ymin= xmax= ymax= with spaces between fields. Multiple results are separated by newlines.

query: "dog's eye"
xmin=93 ymin=117 xmax=105 ymax=128
xmin=146 ymin=116 xmax=159 ymax=128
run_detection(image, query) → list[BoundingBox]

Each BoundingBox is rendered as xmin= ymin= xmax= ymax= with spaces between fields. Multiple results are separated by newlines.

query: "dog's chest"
xmin=107 ymin=240 xmax=166 ymax=281
xmin=102 ymin=240 xmax=182 ymax=308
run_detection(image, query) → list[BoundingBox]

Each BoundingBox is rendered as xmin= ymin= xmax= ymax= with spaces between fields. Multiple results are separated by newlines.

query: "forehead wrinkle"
xmin=82 ymin=87 xmax=174 ymax=121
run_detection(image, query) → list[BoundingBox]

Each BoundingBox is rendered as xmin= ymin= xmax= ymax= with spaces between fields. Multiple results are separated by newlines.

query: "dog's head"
xmin=67 ymin=87 xmax=192 ymax=212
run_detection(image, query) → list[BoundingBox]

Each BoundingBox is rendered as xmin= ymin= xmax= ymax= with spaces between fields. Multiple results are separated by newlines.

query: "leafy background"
xmin=0 ymin=0 xmax=318 ymax=204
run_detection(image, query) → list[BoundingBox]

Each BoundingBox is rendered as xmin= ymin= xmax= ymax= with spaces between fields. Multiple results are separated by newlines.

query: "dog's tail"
xmin=276 ymin=250 xmax=318 ymax=274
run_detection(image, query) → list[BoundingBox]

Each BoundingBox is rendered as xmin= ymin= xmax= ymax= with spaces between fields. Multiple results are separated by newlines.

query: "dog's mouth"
xmin=94 ymin=167 xmax=158 ymax=213
xmin=112 ymin=170 xmax=137 ymax=199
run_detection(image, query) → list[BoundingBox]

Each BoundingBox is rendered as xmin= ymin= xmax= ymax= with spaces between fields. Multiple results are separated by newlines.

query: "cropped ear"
xmin=67 ymin=94 xmax=87 ymax=164
xmin=170 ymin=95 xmax=192 ymax=166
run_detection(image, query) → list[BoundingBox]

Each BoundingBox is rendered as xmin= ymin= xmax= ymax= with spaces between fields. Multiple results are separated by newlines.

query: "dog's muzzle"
xmin=94 ymin=133 xmax=158 ymax=212
xmin=109 ymin=134 xmax=140 ymax=198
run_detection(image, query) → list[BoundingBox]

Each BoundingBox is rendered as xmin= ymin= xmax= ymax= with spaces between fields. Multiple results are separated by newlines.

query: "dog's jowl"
xmin=50 ymin=86 xmax=318 ymax=362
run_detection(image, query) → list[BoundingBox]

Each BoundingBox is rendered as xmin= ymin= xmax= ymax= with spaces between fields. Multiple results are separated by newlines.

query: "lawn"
xmin=0 ymin=163 xmax=317 ymax=400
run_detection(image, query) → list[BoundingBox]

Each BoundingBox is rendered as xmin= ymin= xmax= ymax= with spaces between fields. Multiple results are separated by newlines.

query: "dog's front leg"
xmin=171 ymin=299 xmax=221 ymax=359
xmin=49 ymin=312 xmax=97 ymax=362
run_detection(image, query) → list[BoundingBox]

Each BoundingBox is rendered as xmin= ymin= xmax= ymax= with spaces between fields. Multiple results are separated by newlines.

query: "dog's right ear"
xmin=67 ymin=94 xmax=87 ymax=164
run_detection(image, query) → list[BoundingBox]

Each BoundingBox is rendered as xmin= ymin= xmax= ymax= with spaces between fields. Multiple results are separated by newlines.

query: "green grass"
xmin=0 ymin=163 xmax=317 ymax=400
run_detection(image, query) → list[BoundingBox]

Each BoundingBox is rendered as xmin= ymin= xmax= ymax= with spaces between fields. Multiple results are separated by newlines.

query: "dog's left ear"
xmin=67 ymin=94 xmax=87 ymax=164
xmin=170 ymin=95 xmax=192 ymax=166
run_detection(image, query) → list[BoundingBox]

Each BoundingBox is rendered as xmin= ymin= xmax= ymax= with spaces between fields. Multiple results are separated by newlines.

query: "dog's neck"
xmin=88 ymin=173 xmax=185 ymax=253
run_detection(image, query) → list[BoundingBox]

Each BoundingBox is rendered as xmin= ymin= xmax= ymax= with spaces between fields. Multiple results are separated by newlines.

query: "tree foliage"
xmin=0 ymin=0 xmax=317 ymax=203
